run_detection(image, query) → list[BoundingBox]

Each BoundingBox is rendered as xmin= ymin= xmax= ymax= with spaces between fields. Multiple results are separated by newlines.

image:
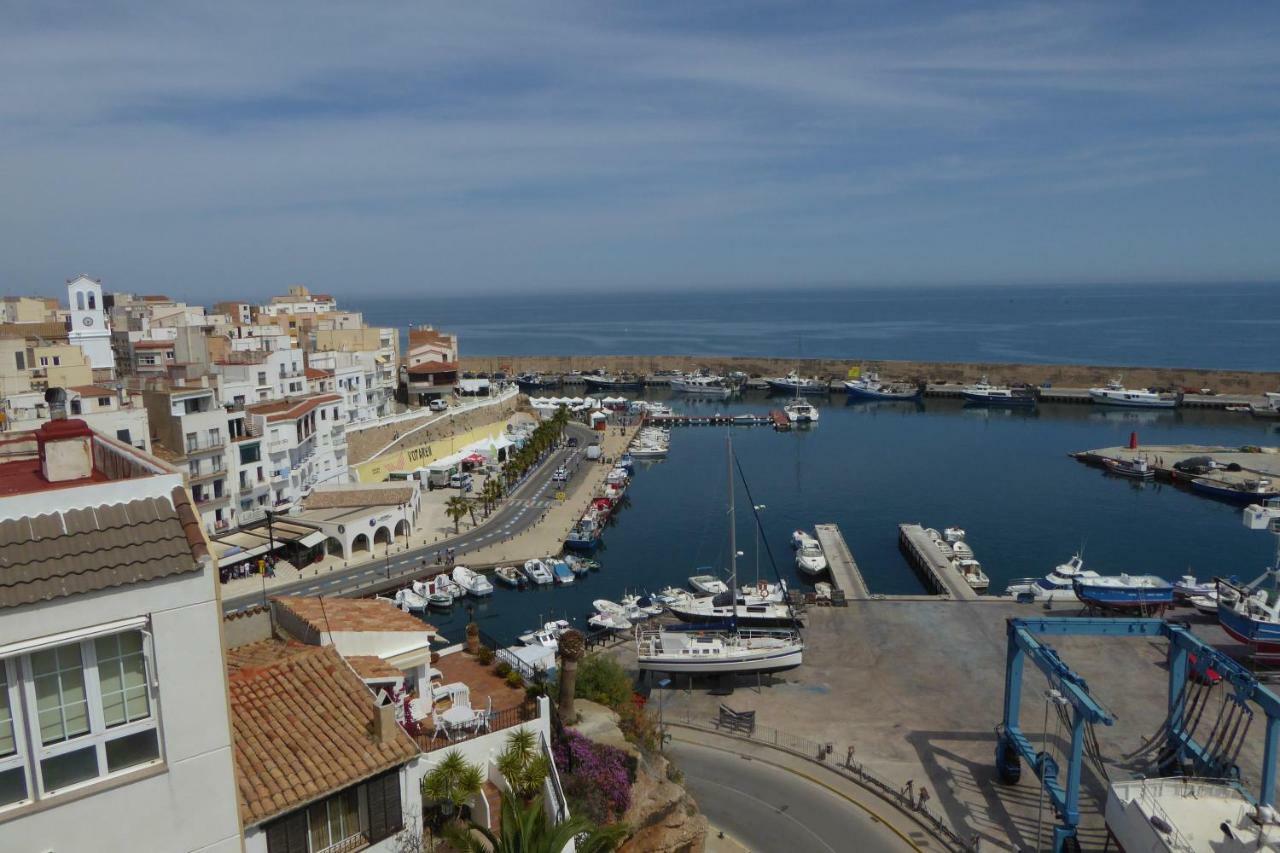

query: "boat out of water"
xmin=961 ymin=377 xmax=1036 ymax=407
xmin=1190 ymin=591 xmax=1219 ymax=615
xmin=1173 ymin=574 xmax=1216 ymax=599
xmin=1006 ymin=553 xmax=1098 ymax=603
xmin=1088 ymin=378 xmax=1178 ymax=409
xmin=1073 ymin=574 xmax=1174 ymax=613
xmin=1105 ymin=777 xmax=1280 ymax=853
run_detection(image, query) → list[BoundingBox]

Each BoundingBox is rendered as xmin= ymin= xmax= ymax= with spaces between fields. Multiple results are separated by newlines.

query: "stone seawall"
xmin=460 ymin=355 xmax=1278 ymax=394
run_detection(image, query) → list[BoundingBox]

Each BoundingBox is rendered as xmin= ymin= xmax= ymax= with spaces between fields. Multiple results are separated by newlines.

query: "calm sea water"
xmin=355 ymin=282 xmax=1278 ymax=370
xmin=419 ymin=389 xmax=1280 ymax=646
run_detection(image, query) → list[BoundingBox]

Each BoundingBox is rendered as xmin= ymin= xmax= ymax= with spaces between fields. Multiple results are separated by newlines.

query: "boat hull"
xmin=1217 ymin=605 xmax=1280 ymax=662
xmin=961 ymin=391 xmax=1036 ymax=407
xmin=843 ymin=383 xmax=921 ymax=401
xmin=1190 ymin=478 xmax=1280 ymax=504
xmin=668 ymin=606 xmax=801 ymax=629
xmin=583 ymin=377 xmax=644 ymax=390
xmin=638 ymin=647 xmax=804 ymax=674
xmin=1073 ymin=581 xmax=1173 ymax=612
xmin=766 ymin=380 xmax=828 ymax=395
xmin=1089 ymin=390 xmax=1177 ymax=408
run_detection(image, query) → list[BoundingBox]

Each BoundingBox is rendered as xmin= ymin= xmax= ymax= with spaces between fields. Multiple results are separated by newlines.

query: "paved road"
xmin=667 ymin=739 xmax=917 ymax=853
xmin=222 ymin=423 xmax=596 ymax=612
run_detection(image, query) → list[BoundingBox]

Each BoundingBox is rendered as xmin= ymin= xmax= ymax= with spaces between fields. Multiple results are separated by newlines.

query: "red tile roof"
xmin=273 ymin=596 xmax=434 ymax=634
xmin=346 ymin=656 xmax=404 ymax=681
xmin=132 ymin=340 xmax=175 ymax=350
xmin=227 ymin=640 xmax=419 ymax=825
xmin=406 ymin=361 xmax=457 ymax=377
xmin=304 ymin=367 xmax=332 ymax=380
xmin=245 ymin=394 xmax=342 ymax=423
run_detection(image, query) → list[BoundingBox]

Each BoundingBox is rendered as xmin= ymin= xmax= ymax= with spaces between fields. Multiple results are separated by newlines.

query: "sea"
xmin=353 ymin=281 xmax=1277 ymax=370
xmin=414 ymin=389 xmax=1280 ymax=647
xmin=350 ymin=282 xmax=1280 ymax=646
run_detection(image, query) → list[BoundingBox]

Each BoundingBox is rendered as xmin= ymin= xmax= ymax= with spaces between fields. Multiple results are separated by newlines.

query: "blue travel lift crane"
xmin=996 ymin=616 xmax=1280 ymax=852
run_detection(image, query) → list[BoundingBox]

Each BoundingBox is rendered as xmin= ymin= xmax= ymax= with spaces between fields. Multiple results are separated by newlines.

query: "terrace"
xmin=408 ymin=649 xmax=534 ymax=752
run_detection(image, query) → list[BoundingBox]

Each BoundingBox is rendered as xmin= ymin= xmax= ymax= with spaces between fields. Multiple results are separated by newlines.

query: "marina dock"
xmin=897 ymin=523 xmax=978 ymax=600
xmin=644 ymin=413 xmax=772 ymax=426
xmin=1072 ymin=442 xmax=1280 ymax=485
xmin=769 ymin=410 xmax=790 ymax=430
xmin=813 ymin=523 xmax=867 ymax=599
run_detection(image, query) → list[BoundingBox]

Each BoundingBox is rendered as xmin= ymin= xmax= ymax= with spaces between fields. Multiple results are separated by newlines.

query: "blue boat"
xmin=1190 ymin=477 xmax=1280 ymax=504
xmin=843 ymin=370 xmax=922 ymax=401
xmin=619 ymin=453 xmax=635 ymax=472
xmin=551 ymin=560 xmax=575 ymax=584
xmin=1073 ymin=574 xmax=1174 ymax=612
xmin=961 ymin=377 xmax=1036 ymax=407
xmin=564 ymin=524 xmax=600 ymax=552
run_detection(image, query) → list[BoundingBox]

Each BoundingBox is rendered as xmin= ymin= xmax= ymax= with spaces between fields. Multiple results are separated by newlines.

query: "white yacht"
xmin=671 ymin=373 xmax=732 ymax=398
xmin=766 ymin=371 xmax=828 ymax=395
xmin=413 ymin=578 xmax=454 ymax=609
xmin=1005 ymin=553 xmax=1099 ymax=603
xmin=641 ymin=435 xmax=804 ymax=673
xmin=588 ymin=611 xmax=632 ymax=632
xmin=739 ymin=580 xmax=787 ymax=603
xmin=795 ymin=538 xmax=828 ymax=576
xmin=961 ymin=376 xmax=1036 ymax=407
xmin=1106 ymin=777 xmax=1280 ymax=853
xmin=451 ymin=565 xmax=494 ymax=597
xmin=522 ymin=558 xmax=554 ymax=585
xmin=1089 ymin=378 xmax=1178 ymax=409
xmin=394 ymin=586 xmax=428 ymax=612
xmin=784 ymin=399 xmax=820 ymax=423
xmin=688 ymin=574 xmax=729 ymax=595
xmin=518 ymin=619 xmax=571 ymax=648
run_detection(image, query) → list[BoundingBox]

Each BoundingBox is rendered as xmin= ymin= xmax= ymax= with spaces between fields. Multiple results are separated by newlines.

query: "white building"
xmin=65 ymin=275 xmax=115 ymax=374
xmin=245 ymin=393 xmax=348 ymax=511
xmin=1 ymin=385 xmax=150 ymax=452
xmin=0 ymin=419 xmax=241 ymax=851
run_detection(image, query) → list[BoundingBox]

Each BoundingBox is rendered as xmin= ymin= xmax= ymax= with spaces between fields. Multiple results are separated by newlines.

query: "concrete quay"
xmin=898 ymin=524 xmax=978 ymax=601
xmin=635 ymin=601 xmax=1275 ymax=852
xmin=814 ymin=522 xmax=869 ymax=599
xmin=1072 ymin=442 xmax=1280 ymax=487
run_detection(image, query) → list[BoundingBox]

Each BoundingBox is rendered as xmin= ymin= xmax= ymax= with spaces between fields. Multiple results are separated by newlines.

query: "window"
xmin=13 ymin=352 xmax=23 ymax=371
xmin=51 ymin=356 xmax=60 ymax=366
xmin=264 ymin=771 xmax=401 ymax=853
xmin=98 ymin=397 xmax=111 ymax=406
xmin=87 ymin=293 xmax=96 ymax=310
xmin=75 ymin=292 xmax=85 ymax=311
xmin=3 ymin=628 xmax=159 ymax=805
xmin=115 ymin=429 xmax=132 ymax=445
xmin=39 ymin=357 xmax=48 ymax=367
xmin=258 ymin=372 xmax=267 ymax=386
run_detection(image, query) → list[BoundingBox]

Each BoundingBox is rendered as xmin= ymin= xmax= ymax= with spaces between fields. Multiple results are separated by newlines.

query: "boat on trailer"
xmin=1073 ymin=574 xmax=1174 ymax=613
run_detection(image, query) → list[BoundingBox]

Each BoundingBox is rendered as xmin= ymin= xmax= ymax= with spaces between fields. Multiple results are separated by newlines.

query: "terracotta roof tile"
xmin=345 ymin=656 xmax=404 ymax=681
xmin=228 ymin=641 xmax=418 ymax=826
xmin=273 ymin=596 xmax=434 ymax=634
xmin=302 ymin=486 xmax=414 ymax=510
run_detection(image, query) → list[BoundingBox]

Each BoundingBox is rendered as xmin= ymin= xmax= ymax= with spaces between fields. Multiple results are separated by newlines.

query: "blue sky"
xmin=2 ymin=1 xmax=1278 ymax=298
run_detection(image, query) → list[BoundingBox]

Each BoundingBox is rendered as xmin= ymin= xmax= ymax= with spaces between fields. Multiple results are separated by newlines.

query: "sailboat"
xmin=638 ymin=436 xmax=805 ymax=674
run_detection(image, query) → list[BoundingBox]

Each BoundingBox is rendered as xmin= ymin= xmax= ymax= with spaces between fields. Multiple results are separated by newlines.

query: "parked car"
xmin=428 ymin=399 xmax=449 ymax=412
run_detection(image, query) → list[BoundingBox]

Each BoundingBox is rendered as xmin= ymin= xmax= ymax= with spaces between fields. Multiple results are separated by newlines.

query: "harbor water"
xmin=419 ymin=389 xmax=1280 ymax=646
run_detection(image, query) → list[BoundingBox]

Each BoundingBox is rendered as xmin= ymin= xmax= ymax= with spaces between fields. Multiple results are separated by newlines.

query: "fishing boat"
xmin=1073 ymin=574 xmax=1174 ymax=613
xmin=1105 ymin=778 xmax=1280 ymax=853
xmin=551 ymin=560 xmax=575 ymax=585
xmin=565 ymin=507 xmax=605 ymax=551
xmin=618 ymin=452 xmax=635 ymax=472
xmin=583 ymin=373 xmax=644 ymax=391
xmin=795 ymin=538 xmax=828 ymax=576
xmin=1191 ymin=477 xmax=1280 ymax=504
xmin=414 ymin=578 xmax=455 ymax=609
xmin=1190 ymin=591 xmax=1219 ymax=615
xmin=515 ymin=373 xmax=560 ymax=390
xmin=688 ymin=573 xmax=729 ymax=595
xmin=1006 ymin=554 xmax=1099 ymax=603
xmin=1105 ymin=456 xmax=1155 ymax=480
xmin=522 ymin=558 xmax=554 ymax=585
xmin=961 ymin=377 xmax=1036 ymax=407
xmin=766 ymin=371 xmax=828 ymax=395
xmin=1088 ymin=378 xmax=1178 ymax=409
xmin=784 ymin=399 xmax=820 ymax=423
xmin=843 ymin=370 xmax=921 ymax=401
xmin=671 ymin=373 xmax=733 ymax=398
xmin=494 ymin=565 xmax=526 ymax=588
xmin=451 ymin=566 xmax=494 ymax=597
xmin=1173 ymin=574 xmax=1216 ymax=599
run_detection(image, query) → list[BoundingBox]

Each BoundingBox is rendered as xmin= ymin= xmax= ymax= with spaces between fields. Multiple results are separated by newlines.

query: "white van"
xmin=429 ymin=399 xmax=450 ymax=412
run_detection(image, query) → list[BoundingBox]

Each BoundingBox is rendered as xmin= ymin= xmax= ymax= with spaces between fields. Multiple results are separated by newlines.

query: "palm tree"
xmin=557 ymin=629 xmax=585 ymax=721
xmin=444 ymin=788 xmax=628 ymax=853
xmin=495 ymin=729 xmax=551 ymax=801
xmin=421 ymin=750 xmax=484 ymax=824
xmin=445 ymin=495 xmax=470 ymax=533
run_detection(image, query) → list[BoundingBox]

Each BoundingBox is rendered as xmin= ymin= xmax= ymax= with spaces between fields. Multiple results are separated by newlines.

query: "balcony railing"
xmin=193 ymin=492 xmax=230 ymax=507
xmin=416 ymin=704 xmax=534 ymax=753
xmin=189 ymin=466 xmax=225 ymax=483
xmin=185 ymin=436 xmax=226 ymax=454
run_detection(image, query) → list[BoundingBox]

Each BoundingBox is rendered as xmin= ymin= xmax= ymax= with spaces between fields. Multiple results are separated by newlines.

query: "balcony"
xmin=184 ymin=436 xmax=227 ymax=455
xmin=189 ymin=466 xmax=225 ymax=483
xmin=193 ymin=492 xmax=230 ymax=508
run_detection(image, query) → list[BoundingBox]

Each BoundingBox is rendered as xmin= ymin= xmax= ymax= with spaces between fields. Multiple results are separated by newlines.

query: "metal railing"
xmin=541 ymin=730 xmax=569 ymax=824
xmin=185 ymin=436 xmax=226 ymax=453
xmin=676 ymin=717 xmax=976 ymax=853
xmin=417 ymin=705 xmax=530 ymax=752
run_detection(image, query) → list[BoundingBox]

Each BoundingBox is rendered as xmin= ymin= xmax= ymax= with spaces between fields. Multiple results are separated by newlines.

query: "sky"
xmin=2 ymin=1 xmax=1279 ymax=299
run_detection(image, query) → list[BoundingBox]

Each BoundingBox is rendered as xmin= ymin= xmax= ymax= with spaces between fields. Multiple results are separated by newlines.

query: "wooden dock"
xmin=814 ymin=523 xmax=868 ymax=599
xmin=897 ymin=524 xmax=977 ymax=600
xmin=770 ymin=410 xmax=791 ymax=430
xmin=645 ymin=413 xmax=771 ymax=426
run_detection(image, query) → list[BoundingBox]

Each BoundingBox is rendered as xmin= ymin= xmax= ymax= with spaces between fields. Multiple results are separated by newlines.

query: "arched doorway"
xmin=373 ymin=526 xmax=392 ymax=548
xmin=394 ymin=518 xmax=409 ymax=539
xmin=325 ymin=537 xmax=344 ymax=558
xmin=351 ymin=533 xmax=370 ymax=554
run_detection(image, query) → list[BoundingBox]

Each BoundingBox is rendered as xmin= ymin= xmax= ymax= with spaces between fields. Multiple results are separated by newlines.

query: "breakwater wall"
xmin=460 ymin=355 xmax=1278 ymax=395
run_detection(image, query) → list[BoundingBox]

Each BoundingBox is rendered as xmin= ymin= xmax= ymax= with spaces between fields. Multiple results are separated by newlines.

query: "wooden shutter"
xmin=364 ymin=769 xmax=404 ymax=843
xmin=265 ymin=810 xmax=308 ymax=853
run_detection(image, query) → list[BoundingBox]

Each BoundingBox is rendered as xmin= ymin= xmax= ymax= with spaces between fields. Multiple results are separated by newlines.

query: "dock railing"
xmin=671 ymin=713 xmax=977 ymax=853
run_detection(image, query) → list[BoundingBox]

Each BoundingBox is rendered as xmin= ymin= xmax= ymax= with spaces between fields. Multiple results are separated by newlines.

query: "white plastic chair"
xmin=430 ymin=709 xmax=452 ymax=743
xmin=470 ymin=696 xmax=493 ymax=733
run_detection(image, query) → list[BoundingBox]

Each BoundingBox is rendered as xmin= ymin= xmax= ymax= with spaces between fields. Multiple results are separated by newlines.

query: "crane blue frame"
xmin=996 ymin=616 xmax=1280 ymax=852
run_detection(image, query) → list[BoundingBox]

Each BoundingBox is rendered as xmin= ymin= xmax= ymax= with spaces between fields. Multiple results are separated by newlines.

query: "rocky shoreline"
xmin=460 ymin=354 xmax=1279 ymax=395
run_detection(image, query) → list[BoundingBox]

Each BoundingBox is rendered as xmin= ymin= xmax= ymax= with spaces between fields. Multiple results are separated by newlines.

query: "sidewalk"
xmin=219 ymin=420 xmax=641 ymax=601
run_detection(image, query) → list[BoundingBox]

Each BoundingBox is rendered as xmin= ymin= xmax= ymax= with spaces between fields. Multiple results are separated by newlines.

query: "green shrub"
xmin=574 ymin=654 xmax=633 ymax=709
xmin=475 ymin=646 xmax=495 ymax=666
xmin=505 ymin=670 xmax=525 ymax=689
xmin=494 ymin=660 xmax=513 ymax=678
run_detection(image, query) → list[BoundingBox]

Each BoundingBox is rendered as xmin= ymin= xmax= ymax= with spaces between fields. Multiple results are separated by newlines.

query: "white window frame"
xmin=5 ymin=623 xmax=162 ymax=803
xmin=0 ymin=658 xmax=32 ymax=813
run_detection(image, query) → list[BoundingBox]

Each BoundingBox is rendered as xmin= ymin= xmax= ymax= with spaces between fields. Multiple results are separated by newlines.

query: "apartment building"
xmin=305 ymin=349 xmax=393 ymax=423
xmin=256 ymin=285 xmax=338 ymax=319
xmin=402 ymin=326 xmax=458 ymax=407
xmin=0 ymin=418 xmax=241 ymax=851
xmin=244 ymin=393 xmax=348 ymax=511
xmin=1 ymin=386 xmax=149 ymax=451
xmin=212 ymin=346 xmax=308 ymax=403
xmin=0 ymin=296 xmax=58 ymax=324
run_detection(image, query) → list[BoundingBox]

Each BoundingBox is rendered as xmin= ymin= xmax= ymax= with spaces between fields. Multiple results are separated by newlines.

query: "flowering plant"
xmin=552 ymin=728 xmax=632 ymax=822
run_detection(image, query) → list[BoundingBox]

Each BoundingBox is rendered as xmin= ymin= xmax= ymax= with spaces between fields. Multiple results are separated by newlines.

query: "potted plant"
xmin=420 ymin=750 xmax=484 ymax=832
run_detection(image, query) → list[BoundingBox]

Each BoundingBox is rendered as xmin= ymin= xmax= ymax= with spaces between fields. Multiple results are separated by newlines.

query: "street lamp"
xmin=261 ymin=509 xmax=277 ymax=607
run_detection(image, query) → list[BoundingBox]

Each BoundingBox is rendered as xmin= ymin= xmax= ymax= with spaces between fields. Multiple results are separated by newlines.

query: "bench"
xmin=717 ymin=703 xmax=756 ymax=735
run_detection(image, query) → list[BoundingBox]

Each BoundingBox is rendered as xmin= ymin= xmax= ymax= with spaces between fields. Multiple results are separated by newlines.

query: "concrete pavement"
xmin=666 ymin=729 xmax=923 ymax=853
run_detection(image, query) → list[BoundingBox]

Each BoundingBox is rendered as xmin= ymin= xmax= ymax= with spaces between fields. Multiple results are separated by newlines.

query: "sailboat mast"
xmin=727 ymin=432 xmax=737 ymax=623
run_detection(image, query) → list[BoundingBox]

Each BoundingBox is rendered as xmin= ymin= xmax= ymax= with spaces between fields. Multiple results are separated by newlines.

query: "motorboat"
xmin=588 ymin=611 xmax=632 ymax=632
xmin=784 ymin=399 xmax=819 ymax=423
xmin=618 ymin=452 xmax=635 ymax=472
xmin=792 ymin=530 xmax=816 ymax=549
xmin=954 ymin=558 xmax=989 ymax=591
xmin=522 ymin=559 xmax=554 ymax=586
xmin=583 ymin=374 xmax=644 ymax=391
xmin=565 ymin=554 xmax=600 ymax=572
xmin=451 ymin=566 xmax=494 ymax=597
xmin=951 ymin=540 xmax=974 ymax=560
xmin=766 ymin=371 xmax=828 ymax=395
xmin=1088 ymin=378 xmax=1178 ymax=409
xmin=394 ymin=586 xmax=428 ymax=612
xmin=1190 ymin=591 xmax=1219 ymax=615
xmin=654 ymin=586 xmax=694 ymax=606
xmin=551 ymin=560 xmax=575 ymax=585
xmin=1006 ymin=553 xmax=1098 ymax=603
xmin=1105 ymin=456 xmax=1155 ymax=480
xmin=628 ymin=442 xmax=668 ymax=459
xmin=642 ymin=403 xmax=673 ymax=417
xmin=961 ymin=377 xmax=1036 ymax=407
xmin=515 ymin=373 xmax=560 ymax=390
xmin=1191 ymin=477 xmax=1280 ymax=504
xmin=1173 ymin=574 xmax=1216 ymax=599
xmin=414 ymin=578 xmax=454 ymax=609
xmin=671 ymin=373 xmax=733 ymax=398
xmin=669 ymin=590 xmax=801 ymax=628
xmin=494 ymin=566 xmax=526 ymax=588
xmin=943 ymin=527 xmax=965 ymax=543
xmin=688 ymin=573 xmax=729 ymax=595
xmin=843 ymin=370 xmax=921 ymax=401
xmin=795 ymin=539 xmax=828 ymax=576
xmin=620 ymin=593 xmax=664 ymax=618
xmin=518 ymin=619 xmax=571 ymax=648
xmin=1073 ymin=574 xmax=1174 ymax=613
xmin=637 ymin=627 xmax=805 ymax=674
xmin=1105 ymin=778 xmax=1280 ymax=853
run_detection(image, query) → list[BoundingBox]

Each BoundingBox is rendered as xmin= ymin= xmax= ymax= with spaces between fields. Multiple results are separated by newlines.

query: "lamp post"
xmin=261 ymin=509 xmax=276 ymax=607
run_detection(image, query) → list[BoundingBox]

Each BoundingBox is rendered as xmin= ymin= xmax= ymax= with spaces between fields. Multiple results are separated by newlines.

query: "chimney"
xmin=374 ymin=700 xmax=397 ymax=745
xmin=44 ymin=387 xmax=67 ymax=421
xmin=36 ymin=418 xmax=95 ymax=483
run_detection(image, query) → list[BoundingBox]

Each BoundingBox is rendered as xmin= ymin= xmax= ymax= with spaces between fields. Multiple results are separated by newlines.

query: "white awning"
xmin=298 ymin=531 xmax=327 ymax=548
